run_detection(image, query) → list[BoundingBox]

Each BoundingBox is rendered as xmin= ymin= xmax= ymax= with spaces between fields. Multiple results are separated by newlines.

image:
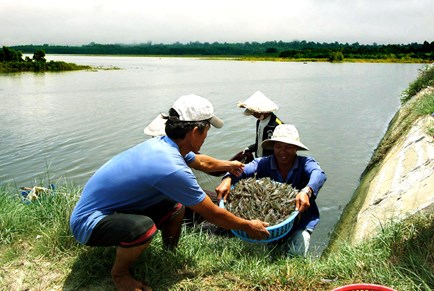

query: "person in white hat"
xmin=143 ymin=109 xmax=247 ymax=178
xmin=143 ymin=98 xmax=256 ymax=223
xmin=237 ymin=91 xmax=284 ymax=159
xmin=70 ymin=94 xmax=270 ymax=291
xmin=216 ymin=124 xmax=327 ymax=257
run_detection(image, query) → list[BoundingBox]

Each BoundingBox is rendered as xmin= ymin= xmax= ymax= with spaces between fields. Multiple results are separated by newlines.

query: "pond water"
xmin=0 ymin=55 xmax=423 ymax=255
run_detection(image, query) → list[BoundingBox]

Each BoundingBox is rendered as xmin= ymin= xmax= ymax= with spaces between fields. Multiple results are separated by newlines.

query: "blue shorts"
xmin=86 ymin=199 xmax=183 ymax=248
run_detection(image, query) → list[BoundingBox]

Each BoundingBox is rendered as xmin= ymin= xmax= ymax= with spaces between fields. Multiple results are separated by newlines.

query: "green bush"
xmin=401 ymin=64 xmax=434 ymax=103
xmin=328 ymin=51 xmax=344 ymax=62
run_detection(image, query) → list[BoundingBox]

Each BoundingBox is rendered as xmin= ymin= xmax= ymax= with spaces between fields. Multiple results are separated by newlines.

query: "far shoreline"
xmin=45 ymin=53 xmax=433 ymax=64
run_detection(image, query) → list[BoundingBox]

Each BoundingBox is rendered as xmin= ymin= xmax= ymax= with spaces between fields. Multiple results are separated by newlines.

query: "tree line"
xmin=8 ymin=40 xmax=434 ymax=62
xmin=0 ymin=46 xmax=91 ymax=72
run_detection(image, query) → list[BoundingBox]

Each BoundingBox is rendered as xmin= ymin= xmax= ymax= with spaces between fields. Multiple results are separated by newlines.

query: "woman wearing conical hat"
xmin=238 ymin=91 xmax=284 ymax=159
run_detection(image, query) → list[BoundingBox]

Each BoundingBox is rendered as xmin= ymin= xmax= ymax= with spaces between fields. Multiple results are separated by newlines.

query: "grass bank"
xmin=171 ymin=55 xmax=431 ymax=64
xmin=0 ymin=182 xmax=432 ymax=290
xmin=325 ymin=64 xmax=434 ymax=259
xmin=232 ymin=56 xmax=432 ymax=64
xmin=359 ymin=63 xmax=434 ymax=177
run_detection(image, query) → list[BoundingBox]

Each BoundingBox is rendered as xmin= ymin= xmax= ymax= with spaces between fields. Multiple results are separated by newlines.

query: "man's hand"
xmin=244 ymin=220 xmax=270 ymax=240
xmin=228 ymin=161 xmax=244 ymax=177
xmin=215 ymin=177 xmax=231 ymax=201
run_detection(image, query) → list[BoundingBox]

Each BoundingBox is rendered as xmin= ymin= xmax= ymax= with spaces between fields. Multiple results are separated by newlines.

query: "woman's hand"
xmin=228 ymin=161 xmax=244 ymax=177
xmin=295 ymin=190 xmax=311 ymax=213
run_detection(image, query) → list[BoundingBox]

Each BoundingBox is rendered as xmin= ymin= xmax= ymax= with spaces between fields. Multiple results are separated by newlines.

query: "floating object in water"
xmin=20 ymin=184 xmax=55 ymax=202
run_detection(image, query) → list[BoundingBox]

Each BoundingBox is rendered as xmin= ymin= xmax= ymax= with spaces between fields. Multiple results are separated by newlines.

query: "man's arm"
xmin=189 ymin=195 xmax=269 ymax=240
xmin=189 ymin=154 xmax=244 ymax=176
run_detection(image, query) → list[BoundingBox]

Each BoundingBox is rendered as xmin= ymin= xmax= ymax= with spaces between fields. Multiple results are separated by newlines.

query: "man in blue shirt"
xmin=70 ymin=94 xmax=270 ymax=291
xmin=216 ymin=124 xmax=327 ymax=257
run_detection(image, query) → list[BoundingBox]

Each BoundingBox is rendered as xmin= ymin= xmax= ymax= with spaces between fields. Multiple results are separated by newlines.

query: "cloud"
xmin=1 ymin=0 xmax=433 ymax=46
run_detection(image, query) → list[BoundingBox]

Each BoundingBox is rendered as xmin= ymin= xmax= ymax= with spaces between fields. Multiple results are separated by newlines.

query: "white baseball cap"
xmin=261 ymin=124 xmax=309 ymax=151
xmin=172 ymin=94 xmax=224 ymax=128
xmin=237 ymin=91 xmax=279 ymax=115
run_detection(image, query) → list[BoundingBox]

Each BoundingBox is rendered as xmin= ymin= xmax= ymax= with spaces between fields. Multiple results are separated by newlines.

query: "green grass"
xmin=0 ymin=182 xmax=432 ymax=290
xmin=401 ymin=64 xmax=434 ymax=103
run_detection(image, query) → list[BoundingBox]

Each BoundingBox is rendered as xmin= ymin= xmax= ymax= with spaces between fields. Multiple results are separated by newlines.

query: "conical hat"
xmin=144 ymin=114 xmax=166 ymax=137
xmin=261 ymin=124 xmax=309 ymax=151
xmin=237 ymin=91 xmax=279 ymax=113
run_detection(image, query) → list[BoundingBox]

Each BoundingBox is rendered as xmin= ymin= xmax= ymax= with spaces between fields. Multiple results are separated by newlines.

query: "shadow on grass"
xmin=62 ymin=242 xmax=199 ymax=291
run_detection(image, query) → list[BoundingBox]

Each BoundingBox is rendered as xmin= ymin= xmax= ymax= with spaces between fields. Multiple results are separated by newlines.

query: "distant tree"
xmin=328 ymin=51 xmax=344 ymax=62
xmin=421 ymin=41 xmax=434 ymax=53
xmin=279 ymin=50 xmax=298 ymax=58
xmin=266 ymin=48 xmax=278 ymax=53
xmin=0 ymin=46 xmax=23 ymax=62
xmin=33 ymin=49 xmax=46 ymax=62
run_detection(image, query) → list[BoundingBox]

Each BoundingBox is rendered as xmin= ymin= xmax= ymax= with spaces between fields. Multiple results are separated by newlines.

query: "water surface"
xmin=0 ymin=55 xmax=423 ymax=255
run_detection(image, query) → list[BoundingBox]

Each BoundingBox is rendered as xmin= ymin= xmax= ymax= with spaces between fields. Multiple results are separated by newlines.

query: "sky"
xmin=1 ymin=0 xmax=433 ymax=46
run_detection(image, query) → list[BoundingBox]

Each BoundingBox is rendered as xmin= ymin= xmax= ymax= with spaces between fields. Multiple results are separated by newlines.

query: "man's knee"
xmin=174 ymin=204 xmax=185 ymax=218
xmin=167 ymin=203 xmax=185 ymax=224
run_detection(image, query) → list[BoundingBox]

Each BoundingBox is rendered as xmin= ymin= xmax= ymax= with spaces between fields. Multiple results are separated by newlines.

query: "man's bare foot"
xmin=112 ymin=272 xmax=151 ymax=291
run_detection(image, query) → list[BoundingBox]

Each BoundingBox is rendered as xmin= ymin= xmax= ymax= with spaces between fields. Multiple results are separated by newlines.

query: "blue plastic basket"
xmin=219 ymin=199 xmax=298 ymax=243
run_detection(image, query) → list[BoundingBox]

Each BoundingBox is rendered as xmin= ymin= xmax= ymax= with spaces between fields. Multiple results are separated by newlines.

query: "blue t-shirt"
xmin=70 ymin=136 xmax=206 ymax=244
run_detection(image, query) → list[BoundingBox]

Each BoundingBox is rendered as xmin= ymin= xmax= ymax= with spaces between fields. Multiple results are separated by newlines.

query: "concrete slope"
xmin=352 ymin=114 xmax=434 ymax=244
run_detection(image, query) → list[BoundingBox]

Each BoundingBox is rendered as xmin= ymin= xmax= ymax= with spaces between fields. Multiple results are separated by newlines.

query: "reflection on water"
xmin=0 ymin=55 xmax=422 ymax=255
